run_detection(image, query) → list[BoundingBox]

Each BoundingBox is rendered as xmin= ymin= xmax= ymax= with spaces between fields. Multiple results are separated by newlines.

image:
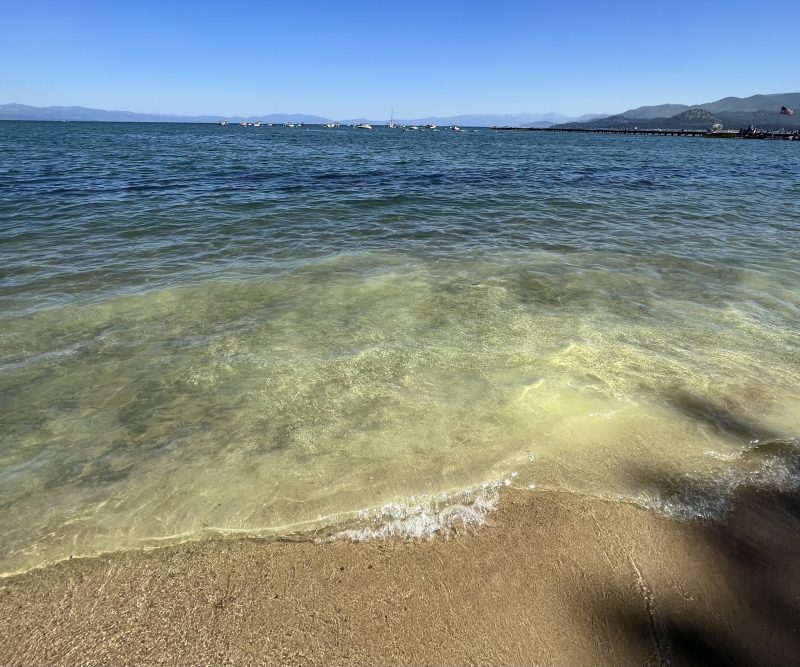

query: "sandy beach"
xmin=2 ymin=484 xmax=798 ymax=666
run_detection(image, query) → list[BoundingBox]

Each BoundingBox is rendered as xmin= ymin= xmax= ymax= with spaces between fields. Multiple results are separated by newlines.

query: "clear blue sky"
xmin=2 ymin=0 xmax=797 ymax=118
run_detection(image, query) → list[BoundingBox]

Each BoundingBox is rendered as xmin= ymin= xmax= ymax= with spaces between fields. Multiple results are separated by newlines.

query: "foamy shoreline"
xmin=2 ymin=485 xmax=798 ymax=666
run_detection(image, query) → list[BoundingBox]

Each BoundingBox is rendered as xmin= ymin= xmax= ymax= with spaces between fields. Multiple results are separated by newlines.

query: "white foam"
xmin=637 ymin=441 xmax=800 ymax=521
xmin=643 ymin=490 xmax=734 ymax=522
xmin=333 ymin=482 xmax=501 ymax=541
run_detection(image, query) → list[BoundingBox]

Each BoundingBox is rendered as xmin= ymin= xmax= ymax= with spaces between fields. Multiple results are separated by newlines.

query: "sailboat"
xmin=386 ymin=108 xmax=397 ymax=129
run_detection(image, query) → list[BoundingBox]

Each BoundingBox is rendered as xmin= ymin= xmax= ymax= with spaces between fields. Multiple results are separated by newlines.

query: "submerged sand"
xmin=1 ymin=487 xmax=799 ymax=666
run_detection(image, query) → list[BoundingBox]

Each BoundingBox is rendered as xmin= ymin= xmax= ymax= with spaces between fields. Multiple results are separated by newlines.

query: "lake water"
xmin=1 ymin=121 xmax=799 ymax=575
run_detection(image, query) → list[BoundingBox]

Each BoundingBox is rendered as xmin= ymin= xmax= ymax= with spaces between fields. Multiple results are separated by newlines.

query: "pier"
xmin=492 ymin=127 xmax=800 ymax=140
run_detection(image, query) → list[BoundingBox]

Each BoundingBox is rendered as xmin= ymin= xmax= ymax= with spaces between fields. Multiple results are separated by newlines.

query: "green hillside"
xmin=555 ymin=93 xmax=799 ymax=131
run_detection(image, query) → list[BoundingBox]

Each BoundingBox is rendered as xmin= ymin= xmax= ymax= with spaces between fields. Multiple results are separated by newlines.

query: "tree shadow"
xmin=583 ymin=460 xmax=800 ymax=667
xmin=663 ymin=388 xmax=784 ymax=442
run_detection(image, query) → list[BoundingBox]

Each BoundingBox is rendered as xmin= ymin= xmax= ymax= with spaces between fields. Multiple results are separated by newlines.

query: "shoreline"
xmin=2 ymin=486 xmax=799 ymax=666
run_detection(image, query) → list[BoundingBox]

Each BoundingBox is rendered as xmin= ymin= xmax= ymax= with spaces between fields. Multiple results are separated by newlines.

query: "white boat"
xmin=218 ymin=120 xmax=228 ymax=126
xmin=386 ymin=108 xmax=396 ymax=129
xmin=450 ymin=125 xmax=461 ymax=132
xmin=253 ymin=122 xmax=262 ymax=127
xmin=705 ymin=122 xmax=737 ymax=139
xmin=355 ymin=123 xmax=372 ymax=130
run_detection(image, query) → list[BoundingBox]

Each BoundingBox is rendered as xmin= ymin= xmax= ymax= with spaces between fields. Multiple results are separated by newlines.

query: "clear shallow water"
xmin=1 ymin=121 xmax=799 ymax=574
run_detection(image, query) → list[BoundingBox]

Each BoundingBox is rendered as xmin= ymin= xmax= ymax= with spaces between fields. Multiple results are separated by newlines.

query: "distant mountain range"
xmin=4 ymin=94 xmax=797 ymax=130
xmin=0 ymin=104 xmax=333 ymax=125
xmin=553 ymin=93 xmax=800 ymax=131
xmin=0 ymin=104 xmax=604 ymax=127
xmin=336 ymin=113 xmax=608 ymax=127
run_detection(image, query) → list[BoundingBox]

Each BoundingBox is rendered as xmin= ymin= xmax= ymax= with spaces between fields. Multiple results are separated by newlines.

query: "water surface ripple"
xmin=1 ymin=122 xmax=799 ymax=574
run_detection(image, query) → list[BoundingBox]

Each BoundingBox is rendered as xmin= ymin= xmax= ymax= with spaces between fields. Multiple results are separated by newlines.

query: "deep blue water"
xmin=3 ymin=122 xmax=798 ymax=309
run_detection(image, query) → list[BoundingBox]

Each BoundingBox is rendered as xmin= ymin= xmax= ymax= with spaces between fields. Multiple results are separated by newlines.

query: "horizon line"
xmin=1 ymin=102 xmax=607 ymax=121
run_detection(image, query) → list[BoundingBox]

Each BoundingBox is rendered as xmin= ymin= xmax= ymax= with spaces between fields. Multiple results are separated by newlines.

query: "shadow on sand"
xmin=586 ymin=460 xmax=800 ymax=667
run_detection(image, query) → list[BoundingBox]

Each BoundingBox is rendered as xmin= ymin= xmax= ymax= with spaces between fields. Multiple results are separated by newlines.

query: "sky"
xmin=2 ymin=0 xmax=797 ymax=119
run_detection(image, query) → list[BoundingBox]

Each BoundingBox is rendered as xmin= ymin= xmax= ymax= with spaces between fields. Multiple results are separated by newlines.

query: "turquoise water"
xmin=1 ymin=121 xmax=799 ymax=574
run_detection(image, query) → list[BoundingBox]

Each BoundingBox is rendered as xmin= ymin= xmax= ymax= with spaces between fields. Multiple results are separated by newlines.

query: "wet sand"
xmin=1 ymin=486 xmax=799 ymax=666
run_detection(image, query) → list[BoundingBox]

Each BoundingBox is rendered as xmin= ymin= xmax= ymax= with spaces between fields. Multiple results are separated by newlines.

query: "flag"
xmin=780 ymin=106 xmax=795 ymax=116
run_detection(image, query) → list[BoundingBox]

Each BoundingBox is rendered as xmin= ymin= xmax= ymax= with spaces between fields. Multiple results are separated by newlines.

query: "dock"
xmin=492 ymin=127 xmax=800 ymax=140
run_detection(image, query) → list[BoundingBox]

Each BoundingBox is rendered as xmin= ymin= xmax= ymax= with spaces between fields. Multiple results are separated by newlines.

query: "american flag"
xmin=780 ymin=106 xmax=795 ymax=116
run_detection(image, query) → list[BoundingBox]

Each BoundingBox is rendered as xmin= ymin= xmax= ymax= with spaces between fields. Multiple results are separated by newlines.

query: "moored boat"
xmin=705 ymin=123 xmax=737 ymax=139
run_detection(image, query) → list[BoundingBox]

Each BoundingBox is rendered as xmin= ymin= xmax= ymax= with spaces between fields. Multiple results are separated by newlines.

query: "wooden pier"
xmin=492 ymin=127 xmax=800 ymax=140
